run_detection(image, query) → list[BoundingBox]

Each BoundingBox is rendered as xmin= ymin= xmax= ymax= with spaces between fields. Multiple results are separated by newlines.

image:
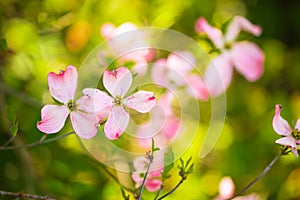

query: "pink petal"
xmin=291 ymin=147 xmax=299 ymax=158
xmin=225 ymin=16 xmax=262 ymax=42
xmin=70 ymin=111 xmax=99 ymax=139
xmin=80 ymin=88 xmax=113 ymax=112
xmin=37 ymin=105 xmax=70 ymax=134
xmin=113 ymin=22 xmax=138 ymax=35
xmin=166 ymin=51 xmax=195 ymax=73
xmin=204 ymin=54 xmax=233 ymax=97
xmin=131 ymin=173 xmax=143 ymax=188
xmin=275 ymin=136 xmax=297 ymax=149
xmin=103 ymin=67 xmax=132 ymax=97
xmin=272 ymin=105 xmax=291 ymax=136
xmin=124 ymin=91 xmax=156 ymax=113
xmin=219 ymin=176 xmax=235 ymax=199
xmin=161 ymin=117 xmax=180 ymax=139
xmin=145 ymin=179 xmax=162 ymax=192
xmin=151 ymin=59 xmax=169 ymax=87
xmin=186 ymin=74 xmax=209 ymax=101
xmin=100 ymin=23 xmax=116 ymax=39
xmin=48 ymin=66 xmax=78 ymax=104
xmin=157 ymin=92 xmax=175 ymax=116
xmin=295 ymin=119 xmax=300 ymax=130
xmin=230 ymin=42 xmax=264 ymax=81
xmin=195 ymin=17 xmax=224 ymax=49
xmin=104 ymin=106 xmax=129 ymax=140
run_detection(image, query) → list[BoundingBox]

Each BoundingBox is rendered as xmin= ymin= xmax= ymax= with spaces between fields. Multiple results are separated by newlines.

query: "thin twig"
xmin=0 ymin=190 xmax=56 ymax=200
xmin=0 ymin=132 xmax=74 ymax=151
xmin=153 ymin=185 xmax=164 ymax=200
xmin=138 ymin=152 xmax=154 ymax=200
xmin=230 ymin=152 xmax=283 ymax=199
xmin=157 ymin=178 xmax=185 ymax=200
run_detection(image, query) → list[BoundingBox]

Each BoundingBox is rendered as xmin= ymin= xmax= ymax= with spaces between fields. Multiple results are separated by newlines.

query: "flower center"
xmin=224 ymin=42 xmax=232 ymax=50
xmin=113 ymin=95 xmax=123 ymax=106
xmin=292 ymin=129 xmax=300 ymax=140
xmin=67 ymin=100 xmax=76 ymax=111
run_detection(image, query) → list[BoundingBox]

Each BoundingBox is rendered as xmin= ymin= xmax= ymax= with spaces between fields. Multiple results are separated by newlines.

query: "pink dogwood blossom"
xmin=37 ymin=66 xmax=99 ymax=139
xmin=137 ymin=91 xmax=181 ymax=148
xmin=131 ymin=156 xmax=163 ymax=192
xmin=195 ymin=16 xmax=264 ymax=97
xmin=151 ymin=51 xmax=209 ymax=100
xmin=100 ymin=22 xmax=154 ymax=75
xmin=215 ymin=176 xmax=259 ymax=200
xmin=272 ymin=104 xmax=300 ymax=157
xmin=82 ymin=67 xmax=156 ymax=140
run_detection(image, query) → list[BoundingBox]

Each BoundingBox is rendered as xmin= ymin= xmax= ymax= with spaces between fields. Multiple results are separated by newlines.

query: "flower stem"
xmin=0 ymin=190 xmax=56 ymax=200
xmin=138 ymin=152 xmax=154 ymax=200
xmin=157 ymin=178 xmax=185 ymax=200
xmin=0 ymin=131 xmax=74 ymax=151
xmin=153 ymin=185 xmax=164 ymax=200
xmin=230 ymin=152 xmax=283 ymax=199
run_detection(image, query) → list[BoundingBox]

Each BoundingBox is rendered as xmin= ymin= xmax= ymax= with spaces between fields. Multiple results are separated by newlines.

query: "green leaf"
xmin=162 ymin=148 xmax=174 ymax=175
xmin=120 ymin=188 xmax=130 ymax=200
xmin=5 ymin=106 xmax=16 ymax=124
xmin=151 ymin=138 xmax=160 ymax=153
xmin=0 ymin=38 xmax=8 ymax=52
xmin=185 ymin=157 xmax=192 ymax=168
xmin=9 ymin=121 xmax=19 ymax=137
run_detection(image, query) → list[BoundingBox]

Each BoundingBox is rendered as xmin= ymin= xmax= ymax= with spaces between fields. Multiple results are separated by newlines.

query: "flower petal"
xmin=80 ymin=88 xmax=113 ymax=112
xmin=295 ymin=119 xmax=300 ymax=130
xmin=166 ymin=51 xmax=195 ymax=73
xmin=186 ymin=74 xmax=209 ymax=101
xmin=131 ymin=173 xmax=143 ymax=188
xmin=133 ymin=156 xmax=149 ymax=171
xmin=124 ymin=91 xmax=156 ymax=113
xmin=218 ymin=176 xmax=235 ymax=199
xmin=100 ymin=23 xmax=116 ymax=39
xmin=37 ymin=105 xmax=70 ymax=134
xmin=195 ymin=17 xmax=224 ymax=49
xmin=48 ymin=66 xmax=78 ymax=104
xmin=272 ymin=105 xmax=291 ymax=136
xmin=70 ymin=111 xmax=99 ymax=139
xmin=230 ymin=42 xmax=264 ymax=81
xmin=275 ymin=136 xmax=297 ymax=149
xmin=145 ymin=179 xmax=162 ymax=192
xmin=225 ymin=16 xmax=262 ymax=42
xmin=204 ymin=54 xmax=233 ymax=97
xmin=104 ymin=106 xmax=129 ymax=140
xmin=103 ymin=67 xmax=132 ymax=97
xmin=151 ymin=59 xmax=169 ymax=87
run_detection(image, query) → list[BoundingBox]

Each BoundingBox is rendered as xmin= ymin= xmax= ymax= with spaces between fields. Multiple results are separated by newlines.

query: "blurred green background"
xmin=1 ymin=0 xmax=300 ymax=199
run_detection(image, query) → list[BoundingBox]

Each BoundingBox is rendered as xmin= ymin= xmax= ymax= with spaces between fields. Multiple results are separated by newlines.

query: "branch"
xmin=156 ymin=178 xmax=185 ymax=200
xmin=0 ymin=132 xmax=74 ymax=151
xmin=0 ymin=190 xmax=56 ymax=200
xmin=230 ymin=151 xmax=284 ymax=199
xmin=138 ymin=152 xmax=154 ymax=200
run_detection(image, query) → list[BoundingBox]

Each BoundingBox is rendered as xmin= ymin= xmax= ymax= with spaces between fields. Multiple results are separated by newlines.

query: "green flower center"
xmin=224 ymin=42 xmax=232 ymax=50
xmin=292 ymin=129 xmax=300 ymax=140
xmin=113 ymin=95 xmax=123 ymax=106
xmin=67 ymin=100 xmax=76 ymax=111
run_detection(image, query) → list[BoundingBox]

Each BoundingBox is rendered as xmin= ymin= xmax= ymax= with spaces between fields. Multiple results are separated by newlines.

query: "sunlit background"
xmin=1 ymin=0 xmax=300 ymax=199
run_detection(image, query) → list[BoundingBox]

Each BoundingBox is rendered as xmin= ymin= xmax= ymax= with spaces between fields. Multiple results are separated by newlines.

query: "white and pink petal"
xmin=37 ymin=105 xmax=70 ymax=134
xmin=70 ymin=111 xmax=99 ymax=139
xmin=48 ymin=66 xmax=78 ymax=105
xmin=225 ymin=16 xmax=262 ymax=42
xmin=103 ymin=67 xmax=133 ymax=97
xmin=230 ymin=42 xmax=264 ymax=82
xmin=272 ymin=105 xmax=291 ymax=136
xmin=80 ymin=88 xmax=113 ymax=112
xmin=104 ymin=106 xmax=129 ymax=140
xmin=124 ymin=91 xmax=156 ymax=113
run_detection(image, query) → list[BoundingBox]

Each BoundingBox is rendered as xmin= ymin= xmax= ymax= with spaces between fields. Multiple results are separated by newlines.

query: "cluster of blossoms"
xmin=37 ymin=16 xmax=267 ymax=194
xmin=37 ymin=66 xmax=156 ymax=140
xmin=272 ymin=104 xmax=300 ymax=157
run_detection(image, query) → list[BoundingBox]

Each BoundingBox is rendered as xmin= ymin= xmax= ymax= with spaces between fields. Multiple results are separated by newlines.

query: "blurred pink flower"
xmin=37 ymin=66 xmax=99 ymax=139
xmin=82 ymin=67 xmax=156 ymax=140
xmin=195 ymin=16 xmax=264 ymax=97
xmin=100 ymin=22 xmax=154 ymax=75
xmin=151 ymin=51 xmax=209 ymax=100
xmin=215 ymin=176 xmax=259 ymax=200
xmin=137 ymin=92 xmax=181 ymax=148
xmin=272 ymin=104 xmax=300 ymax=157
xmin=131 ymin=156 xmax=163 ymax=192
